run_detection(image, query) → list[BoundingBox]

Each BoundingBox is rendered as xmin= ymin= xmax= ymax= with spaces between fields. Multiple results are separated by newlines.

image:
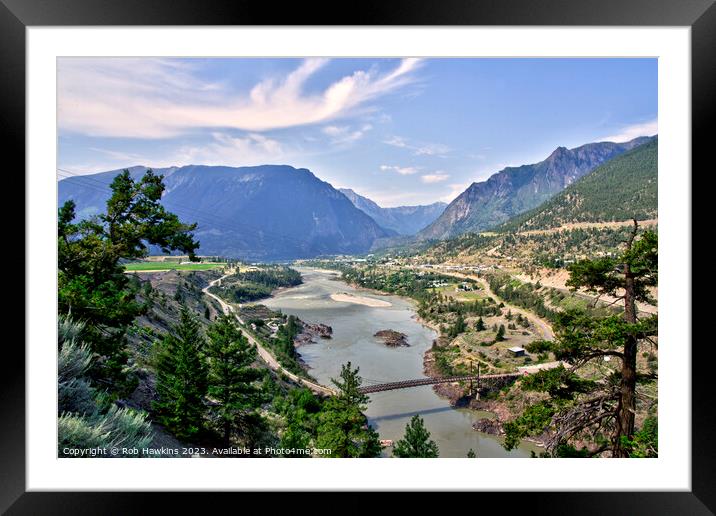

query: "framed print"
xmin=4 ymin=0 xmax=714 ymax=511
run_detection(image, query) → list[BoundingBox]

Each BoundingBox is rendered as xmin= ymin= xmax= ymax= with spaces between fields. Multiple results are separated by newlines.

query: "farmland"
xmin=123 ymin=261 xmax=226 ymax=272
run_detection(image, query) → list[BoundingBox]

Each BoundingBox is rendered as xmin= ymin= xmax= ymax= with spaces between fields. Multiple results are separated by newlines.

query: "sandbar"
xmin=330 ymin=292 xmax=392 ymax=307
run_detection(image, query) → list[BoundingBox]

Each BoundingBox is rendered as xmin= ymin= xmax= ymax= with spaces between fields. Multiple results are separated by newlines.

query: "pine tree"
xmin=564 ymin=222 xmax=657 ymax=456
xmin=393 ymin=415 xmax=439 ymax=458
xmin=503 ymin=223 xmax=658 ymax=457
xmin=475 ymin=316 xmax=486 ymax=332
xmin=316 ymin=362 xmax=382 ymax=458
xmin=496 ymin=324 xmax=506 ymax=341
xmin=331 ymin=362 xmax=369 ymax=407
xmin=153 ymin=306 xmax=208 ymax=440
xmin=205 ymin=315 xmax=262 ymax=446
xmin=448 ymin=312 xmax=467 ymax=339
xmin=58 ymin=169 xmax=198 ymax=394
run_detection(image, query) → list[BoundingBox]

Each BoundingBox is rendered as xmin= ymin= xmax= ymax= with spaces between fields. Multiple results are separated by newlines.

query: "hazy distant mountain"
xmin=338 ymin=188 xmax=447 ymax=236
xmin=58 ymin=165 xmax=392 ymax=260
xmin=498 ymin=138 xmax=658 ymax=232
xmin=416 ymin=136 xmax=655 ymax=240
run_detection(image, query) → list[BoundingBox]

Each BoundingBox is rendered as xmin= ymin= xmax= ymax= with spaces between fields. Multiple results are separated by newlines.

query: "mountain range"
xmin=58 ymin=135 xmax=656 ymax=259
xmin=58 ymin=165 xmax=391 ymax=260
xmin=497 ymin=138 xmax=658 ymax=232
xmin=416 ymin=136 xmax=655 ymax=240
xmin=338 ymin=188 xmax=446 ymax=236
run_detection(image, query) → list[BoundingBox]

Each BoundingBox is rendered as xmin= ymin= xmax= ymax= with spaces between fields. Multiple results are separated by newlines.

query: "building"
xmin=508 ymin=346 xmax=526 ymax=357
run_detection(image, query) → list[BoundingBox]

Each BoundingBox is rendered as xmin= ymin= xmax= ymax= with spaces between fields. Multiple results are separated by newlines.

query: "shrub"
xmin=58 ymin=406 xmax=154 ymax=457
xmin=58 ymin=315 xmax=154 ymax=457
xmin=526 ymin=340 xmax=553 ymax=353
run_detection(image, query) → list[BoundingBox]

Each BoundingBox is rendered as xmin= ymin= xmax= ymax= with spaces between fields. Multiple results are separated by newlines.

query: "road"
xmin=415 ymin=266 xmax=567 ymax=375
xmin=202 ymin=271 xmax=336 ymax=396
xmin=416 ymin=266 xmax=555 ymax=341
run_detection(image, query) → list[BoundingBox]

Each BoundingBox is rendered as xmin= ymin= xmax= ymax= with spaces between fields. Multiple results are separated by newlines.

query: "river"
xmin=263 ymin=267 xmax=535 ymax=458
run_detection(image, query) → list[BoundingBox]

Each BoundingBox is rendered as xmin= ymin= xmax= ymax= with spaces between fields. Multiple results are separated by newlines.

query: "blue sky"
xmin=58 ymin=58 xmax=657 ymax=207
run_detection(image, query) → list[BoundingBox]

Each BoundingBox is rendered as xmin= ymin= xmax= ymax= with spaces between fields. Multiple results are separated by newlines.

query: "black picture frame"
xmin=3 ymin=0 xmax=711 ymax=512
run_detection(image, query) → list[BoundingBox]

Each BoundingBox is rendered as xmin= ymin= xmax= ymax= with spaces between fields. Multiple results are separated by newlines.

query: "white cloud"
xmin=322 ymin=125 xmax=348 ymax=137
xmin=414 ymin=143 xmax=451 ymax=156
xmin=181 ymin=133 xmax=285 ymax=166
xmin=61 ymin=132 xmax=290 ymax=175
xmin=322 ymin=123 xmax=373 ymax=144
xmin=384 ymin=136 xmax=409 ymax=148
xmin=380 ymin=164 xmax=419 ymax=176
xmin=58 ymin=58 xmax=423 ymax=138
xmin=421 ymin=172 xmax=450 ymax=183
xmin=384 ymin=135 xmax=451 ymax=156
xmin=87 ymin=147 xmax=145 ymax=163
xmin=599 ymin=119 xmax=658 ymax=143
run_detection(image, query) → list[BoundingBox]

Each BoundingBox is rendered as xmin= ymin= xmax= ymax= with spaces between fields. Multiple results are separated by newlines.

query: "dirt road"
xmin=203 ymin=272 xmax=335 ymax=396
xmin=422 ymin=266 xmax=556 ymax=341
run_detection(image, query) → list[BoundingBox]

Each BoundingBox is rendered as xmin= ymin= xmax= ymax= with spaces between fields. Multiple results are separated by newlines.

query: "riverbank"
xmin=422 ymin=347 xmax=547 ymax=448
xmin=333 ymin=277 xmax=526 ymax=441
xmin=330 ymin=292 xmax=392 ymax=307
xmin=265 ymin=267 xmax=537 ymax=456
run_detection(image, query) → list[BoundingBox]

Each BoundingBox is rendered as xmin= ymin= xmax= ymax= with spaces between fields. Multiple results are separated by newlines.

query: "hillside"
xmin=58 ymin=165 xmax=391 ymax=260
xmin=125 ymin=269 xmax=231 ymax=356
xmin=497 ymin=138 xmax=658 ymax=232
xmin=416 ymin=136 xmax=655 ymax=240
xmin=339 ymin=188 xmax=447 ymax=235
xmin=122 ymin=269 xmax=225 ymax=411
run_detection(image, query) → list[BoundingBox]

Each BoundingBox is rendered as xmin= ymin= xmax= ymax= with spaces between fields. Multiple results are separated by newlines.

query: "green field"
xmin=124 ymin=262 xmax=225 ymax=271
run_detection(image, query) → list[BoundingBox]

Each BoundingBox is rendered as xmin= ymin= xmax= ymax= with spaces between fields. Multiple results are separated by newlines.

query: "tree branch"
xmin=626 ymin=218 xmax=639 ymax=250
xmin=568 ymin=350 xmax=625 ymax=369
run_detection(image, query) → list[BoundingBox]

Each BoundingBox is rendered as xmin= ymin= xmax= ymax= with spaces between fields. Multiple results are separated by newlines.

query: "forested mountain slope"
xmin=497 ymin=138 xmax=657 ymax=233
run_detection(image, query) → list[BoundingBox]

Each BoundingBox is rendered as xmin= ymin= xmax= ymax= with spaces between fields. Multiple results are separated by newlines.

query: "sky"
xmin=58 ymin=58 xmax=657 ymax=207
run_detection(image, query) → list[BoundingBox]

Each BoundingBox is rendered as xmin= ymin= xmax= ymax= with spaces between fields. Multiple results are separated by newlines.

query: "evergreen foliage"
xmin=153 ymin=306 xmax=208 ymax=440
xmin=498 ymin=139 xmax=658 ymax=232
xmin=315 ymin=363 xmax=382 ymax=458
xmin=503 ymin=225 xmax=658 ymax=457
xmin=58 ymin=169 xmax=199 ymax=394
xmin=209 ymin=266 xmax=302 ymax=303
xmin=205 ymin=315 xmax=263 ymax=445
xmin=275 ymin=388 xmax=324 ymax=455
xmin=392 ymin=415 xmax=440 ymax=458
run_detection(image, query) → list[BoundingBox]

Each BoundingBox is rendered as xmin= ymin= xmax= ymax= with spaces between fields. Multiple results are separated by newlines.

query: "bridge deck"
xmin=357 ymin=373 xmax=521 ymax=394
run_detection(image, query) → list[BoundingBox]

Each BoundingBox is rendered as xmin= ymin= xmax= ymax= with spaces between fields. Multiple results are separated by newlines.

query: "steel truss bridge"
xmin=357 ymin=373 xmax=522 ymax=394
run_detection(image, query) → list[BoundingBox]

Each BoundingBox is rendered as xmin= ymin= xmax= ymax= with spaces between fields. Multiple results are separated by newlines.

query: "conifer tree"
xmin=154 ymin=306 xmax=208 ymax=440
xmin=393 ymin=415 xmax=439 ymax=458
xmin=58 ymin=169 xmax=198 ymax=394
xmin=504 ymin=223 xmax=658 ymax=457
xmin=205 ymin=315 xmax=262 ymax=446
xmin=316 ymin=362 xmax=382 ymax=458
xmin=496 ymin=324 xmax=506 ymax=341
